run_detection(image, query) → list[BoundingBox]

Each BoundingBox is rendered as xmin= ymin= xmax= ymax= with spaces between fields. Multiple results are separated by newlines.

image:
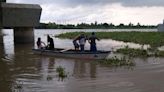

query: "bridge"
xmin=0 ymin=0 xmax=42 ymax=44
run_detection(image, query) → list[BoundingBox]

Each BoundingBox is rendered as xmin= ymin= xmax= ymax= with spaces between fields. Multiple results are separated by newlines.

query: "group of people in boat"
xmin=37 ymin=32 xmax=100 ymax=52
xmin=36 ymin=35 xmax=55 ymax=50
xmin=73 ymin=32 xmax=100 ymax=52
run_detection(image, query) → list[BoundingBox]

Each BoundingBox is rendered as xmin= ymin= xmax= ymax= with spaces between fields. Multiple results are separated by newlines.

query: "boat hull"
xmin=32 ymin=49 xmax=110 ymax=60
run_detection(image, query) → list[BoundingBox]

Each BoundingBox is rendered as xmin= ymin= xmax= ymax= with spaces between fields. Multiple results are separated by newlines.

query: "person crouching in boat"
xmin=37 ymin=37 xmax=46 ymax=49
xmin=47 ymin=35 xmax=55 ymax=50
xmin=88 ymin=32 xmax=100 ymax=52
xmin=73 ymin=36 xmax=79 ymax=51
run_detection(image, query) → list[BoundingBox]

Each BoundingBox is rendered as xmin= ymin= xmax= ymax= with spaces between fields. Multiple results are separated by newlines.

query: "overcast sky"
xmin=7 ymin=0 xmax=164 ymax=25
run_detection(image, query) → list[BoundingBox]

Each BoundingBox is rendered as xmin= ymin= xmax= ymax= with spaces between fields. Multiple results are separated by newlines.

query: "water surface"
xmin=1 ymin=29 xmax=164 ymax=92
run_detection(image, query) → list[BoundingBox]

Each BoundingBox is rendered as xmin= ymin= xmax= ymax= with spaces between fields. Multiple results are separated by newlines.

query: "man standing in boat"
xmin=78 ymin=33 xmax=87 ymax=51
xmin=88 ymin=32 xmax=100 ymax=52
xmin=73 ymin=33 xmax=87 ymax=51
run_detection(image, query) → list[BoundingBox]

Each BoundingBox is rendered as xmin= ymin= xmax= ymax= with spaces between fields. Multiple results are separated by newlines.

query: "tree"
xmin=137 ymin=22 xmax=141 ymax=27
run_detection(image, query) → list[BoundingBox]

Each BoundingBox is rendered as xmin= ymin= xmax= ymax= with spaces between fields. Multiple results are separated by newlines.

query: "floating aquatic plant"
xmin=56 ymin=66 xmax=67 ymax=80
xmin=116 ymin=47 xmax=149 ymax=57
xmin=97 ymin=56 xmax=135 ymax=67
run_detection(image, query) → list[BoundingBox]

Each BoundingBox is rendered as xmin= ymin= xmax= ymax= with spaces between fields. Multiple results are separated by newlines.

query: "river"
xmin=1 ymin=29 xmax=164 ymax=92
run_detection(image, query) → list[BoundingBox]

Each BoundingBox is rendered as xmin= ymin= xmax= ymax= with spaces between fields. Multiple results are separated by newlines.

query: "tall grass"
xmin=56 ymin=31 xmax=164 ymax=48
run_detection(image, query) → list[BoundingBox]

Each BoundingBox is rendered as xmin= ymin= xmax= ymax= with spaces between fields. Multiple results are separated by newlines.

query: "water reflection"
xmin=0 ymin=60 xmax=12 ymax=92
xmin=73 ymin=60 xmax=87 ymax=78
xmin=89 ymin=62 xmax=97 ymax=78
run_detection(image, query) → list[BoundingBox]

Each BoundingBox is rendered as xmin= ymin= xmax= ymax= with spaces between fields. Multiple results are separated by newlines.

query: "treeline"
xmin=36 ymin=22 xmax=157 ymax=29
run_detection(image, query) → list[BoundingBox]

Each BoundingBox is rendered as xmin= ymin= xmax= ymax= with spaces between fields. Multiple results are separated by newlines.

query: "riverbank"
xmin=55 ymin=31 xmax=164 ymax=48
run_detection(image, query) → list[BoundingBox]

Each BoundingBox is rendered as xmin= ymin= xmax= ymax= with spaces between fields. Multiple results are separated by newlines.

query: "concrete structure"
xmin=0 ymin=1 xmax=42 ymax=43
xmin=0 ymin=29 xmax=3 ymax=44
xmin=14 ymin=27 xmax=34 ymax=43
xmin=0 ymin=1 xmax=3 ymax=43
xmin=0 ymin=0 xmax=6 ymax=2
xmin=157 ymin=20 xmax=164 ymax=32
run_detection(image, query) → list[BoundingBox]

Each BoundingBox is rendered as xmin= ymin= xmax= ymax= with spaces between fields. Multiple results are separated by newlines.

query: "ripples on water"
xmin=1 ymin=29 xmax=164 ymax=92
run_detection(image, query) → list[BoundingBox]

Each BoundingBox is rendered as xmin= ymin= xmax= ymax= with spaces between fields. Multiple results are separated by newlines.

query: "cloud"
xmin=40 ymin=4 xmax=105 ymax=23
xmin=6 ymin=0 xmax=164 ymax=25
xmin=121 ymin=0 xmax=164 ymax=7
xmin=40 ymin=3 xmax=164 ymax=25
xmin=7 ymin=0 xmax=164 ymax=7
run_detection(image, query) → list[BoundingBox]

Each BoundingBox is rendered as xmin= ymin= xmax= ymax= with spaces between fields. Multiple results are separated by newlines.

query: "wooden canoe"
xmin=32 ymin=48 xmax=110 ymax=60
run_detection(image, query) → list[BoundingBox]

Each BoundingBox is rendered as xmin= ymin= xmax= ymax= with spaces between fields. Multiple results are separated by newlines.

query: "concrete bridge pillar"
xmin=0 ymin=1 xmax=3 ymax=44
xmin=0 ymin=28 xmax=4 ymax=57
xmin=0 ymin=0 xmax=6 ymax=2
xmin=0 ymin=2 xmax=42 ymax=44
xmin=14 ymin=27 xmax=34 ymax=43
xmin=0 ymin=28 xmax=3 ymax=44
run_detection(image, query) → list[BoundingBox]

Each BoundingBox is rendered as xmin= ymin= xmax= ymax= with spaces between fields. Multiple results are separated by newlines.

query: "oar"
xmin=60 ymin=48 xmax=71 ymax=52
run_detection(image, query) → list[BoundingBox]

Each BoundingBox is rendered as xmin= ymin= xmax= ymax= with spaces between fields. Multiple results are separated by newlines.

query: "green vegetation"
xmin=116 ymin=47 xmax=149 ymax=57
xmin=56 ymin=31 xmax=164 ymax=48
xmin=56 ymin=66 xmax=67 ymax=80
xmin=35 ymin=22 xmax=156 ymax=29
xmin=158 ymin=51 xmax=164 ymax=57
xmin=97 ymin=56 xmax=135 ymax=66
xmin=115 ymin=46 xmax=164 ymax=57
xmin=155 ymin=51 xmax=164 ymax=57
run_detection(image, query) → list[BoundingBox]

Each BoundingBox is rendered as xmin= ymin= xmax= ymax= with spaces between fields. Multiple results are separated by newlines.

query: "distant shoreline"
xmin=35 ymin=27 xmax=157 ymax=29
xmin=3 ymin=27 xmax=157 ymax=29
xmin=2 ymin=22 xmax=157 ymax=29
xmin=35 ymin=22 xmax=157 ymax=29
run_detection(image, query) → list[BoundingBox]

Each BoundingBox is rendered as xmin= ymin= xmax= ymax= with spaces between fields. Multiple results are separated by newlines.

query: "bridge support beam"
xmin=0 ymin=28 xmax=3 ymax=44
xmin=14 ymin=27 xmax=34 ymax=44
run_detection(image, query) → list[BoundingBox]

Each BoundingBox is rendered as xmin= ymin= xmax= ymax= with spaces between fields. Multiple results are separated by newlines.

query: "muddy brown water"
xmin=1 ymin=29 xmax=164 ymax=92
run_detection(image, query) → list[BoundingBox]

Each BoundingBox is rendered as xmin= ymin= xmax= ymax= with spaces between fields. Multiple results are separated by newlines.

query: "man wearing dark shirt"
xmin=88 ymin=32 xmax=100 ymax=52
